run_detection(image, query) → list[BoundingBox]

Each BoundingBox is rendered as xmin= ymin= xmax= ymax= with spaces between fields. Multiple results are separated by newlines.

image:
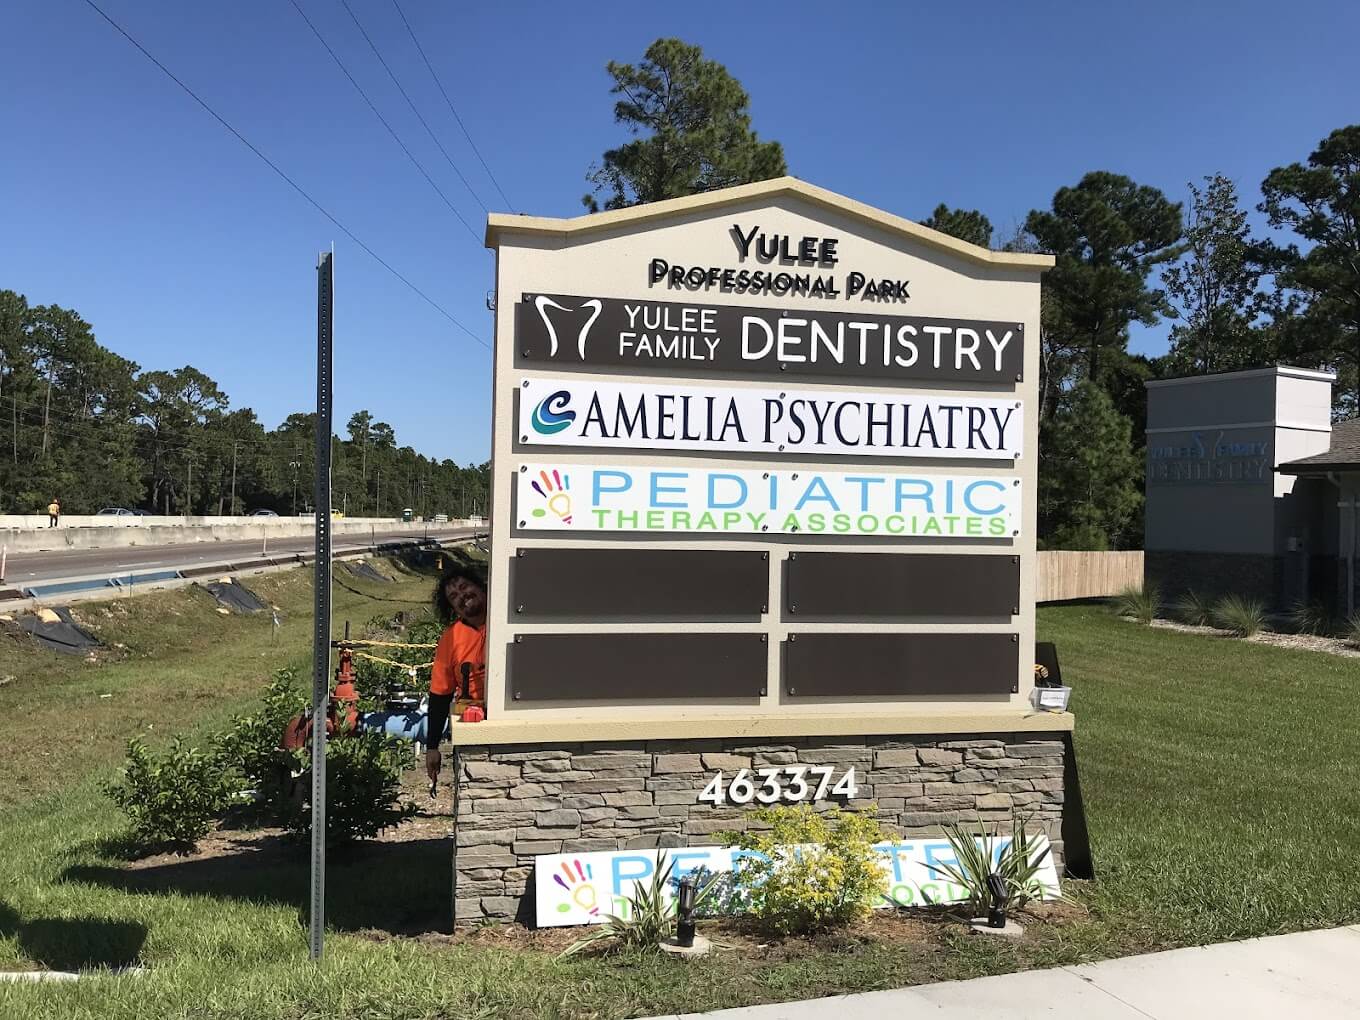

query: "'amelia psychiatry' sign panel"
xmin=518 ymin=377 xmax=1023 ymax=459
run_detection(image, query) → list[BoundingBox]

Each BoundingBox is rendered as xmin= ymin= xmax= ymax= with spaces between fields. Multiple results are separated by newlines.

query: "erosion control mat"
xmin=199 ymin=579 xmax=267 ymax=614
xmin=345 ymin=560 xmax=392 ymax=584
xmin=14 ymin=607 xmax=101 ymax=655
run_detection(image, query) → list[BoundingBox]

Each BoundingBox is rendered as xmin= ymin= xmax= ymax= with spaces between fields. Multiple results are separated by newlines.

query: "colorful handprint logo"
xmin=530 ymin=468 xmax=572 ymax=524
xmin=553 ymin=858 xmax=600 ymax=917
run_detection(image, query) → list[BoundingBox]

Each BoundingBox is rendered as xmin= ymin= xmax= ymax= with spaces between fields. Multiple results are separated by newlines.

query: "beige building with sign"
xmin=450 ymin=178 xmax=1070 ymax=924
xmin=1145 ymin=365 xmax=1360 ymax=616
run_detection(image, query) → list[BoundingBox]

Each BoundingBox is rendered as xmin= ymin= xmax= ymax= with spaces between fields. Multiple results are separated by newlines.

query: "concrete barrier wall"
xmin=0 ymin=519 xmax=478 ymax=554
xmin=0 ymin=514 xmax=417 ymax=529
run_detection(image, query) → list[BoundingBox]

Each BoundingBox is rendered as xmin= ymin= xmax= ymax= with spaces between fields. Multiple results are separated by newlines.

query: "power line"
xmin=286 ymin=0 xmax=481 ymax=246
xmin=80 ymin=0 xmax=489 ymax=350
xmin=337 ymin=0 xmax=488 ymax=214
xmin=389 ymin=0 xmax=513 ymax=210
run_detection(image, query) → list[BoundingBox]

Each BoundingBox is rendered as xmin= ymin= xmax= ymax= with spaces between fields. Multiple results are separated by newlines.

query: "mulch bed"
xmin=113 ymin=758 xmax=1090 ymax=957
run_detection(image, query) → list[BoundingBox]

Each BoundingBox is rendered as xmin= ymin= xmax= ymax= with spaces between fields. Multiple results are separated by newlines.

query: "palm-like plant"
xmin=559 ymin=852 xmax=720 ymax=957
xmin=925 ymin=810 xmax=1053 ymax=915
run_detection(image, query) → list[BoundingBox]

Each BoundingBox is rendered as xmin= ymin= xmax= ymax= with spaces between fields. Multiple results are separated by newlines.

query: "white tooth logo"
xmin=534 ymin=296 xmax=603 ymax=359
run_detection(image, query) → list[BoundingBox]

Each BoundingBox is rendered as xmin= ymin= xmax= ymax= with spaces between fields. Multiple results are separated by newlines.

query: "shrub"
xmin=560 ymin=853 xmax=721 ymax=958
xmin=1175 ymin=590 xmax=1212 ymax=627
xmin=104 ymin=737 xmax=245 ymax=853
xmin=926 ymin=810 xmax=1053 ymax=916
xmin=1114 ymin=585 xmax=1160 ymax=624
xmin=1213 ymin=594 xmax=1268 ymax=637
xmin=1345 ymin=613 xmax=1360 ymax=648
xmin=1286 ymin=599 xmax=1330 ymax=636
xmin=215 ymin=668 xmax=307 ymax=817
xmin=719 ymin=805 xmax=891 ymax=935
xmin=278 ymin=728 xmax=416 ymax=845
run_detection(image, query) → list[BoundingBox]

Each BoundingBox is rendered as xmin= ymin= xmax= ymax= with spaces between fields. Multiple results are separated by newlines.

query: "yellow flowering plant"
xmin=719 ymin=804 xmax=892 ymax=935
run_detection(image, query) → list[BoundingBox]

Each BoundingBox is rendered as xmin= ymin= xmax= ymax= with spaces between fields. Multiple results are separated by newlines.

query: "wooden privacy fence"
xmin=1038 ymin=550 xmax=1145 ymax=602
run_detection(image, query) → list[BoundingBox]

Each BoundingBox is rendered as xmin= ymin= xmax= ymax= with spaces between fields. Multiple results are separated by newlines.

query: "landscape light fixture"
xmin=985 ymin=873 xmax=1010 ymax=929
xmin=676 ymin=875 xmax=698 ymax=948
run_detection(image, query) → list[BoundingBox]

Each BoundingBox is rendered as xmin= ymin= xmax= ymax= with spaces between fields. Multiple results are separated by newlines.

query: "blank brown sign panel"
xmin=786 ymin=553 xmax=1018 ymax=617
xmin=511 ymin=548 xmax=768 ymax=618
xmin=511 ymin=633 xmax=768 ymax=700
xmin=784 ymin=632 xmax=1018 ymax=697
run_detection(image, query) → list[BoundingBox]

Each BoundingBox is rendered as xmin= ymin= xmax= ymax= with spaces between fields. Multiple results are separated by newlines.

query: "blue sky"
xmin=2 ymin=0 xmax=1356 ymax=464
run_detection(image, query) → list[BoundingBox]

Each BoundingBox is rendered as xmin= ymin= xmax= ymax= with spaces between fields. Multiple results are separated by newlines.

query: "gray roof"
xmin=1280 ymin=419 xmax=1360 ymax=473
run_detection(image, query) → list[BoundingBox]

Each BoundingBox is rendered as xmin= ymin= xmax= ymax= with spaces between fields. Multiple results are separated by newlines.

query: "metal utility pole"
xmin=230 ymin=441 xmax=239 ymax=515
xmin=309 ymin=249 xmax=334 ymax=961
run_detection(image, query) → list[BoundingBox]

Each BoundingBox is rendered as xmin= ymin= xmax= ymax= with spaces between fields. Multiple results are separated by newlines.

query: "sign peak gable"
xmin=486 ymin=176 xmax=1054 ymax=272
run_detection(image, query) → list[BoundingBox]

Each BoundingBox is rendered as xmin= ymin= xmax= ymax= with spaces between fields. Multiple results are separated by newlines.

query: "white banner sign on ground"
xmin=536 ymin=838 xmax=1061 ymax=927
xmin=516 ymin=463 xmax=1020 ymax=539
xmin=519 ymin=377 xmax=1023 ymax=460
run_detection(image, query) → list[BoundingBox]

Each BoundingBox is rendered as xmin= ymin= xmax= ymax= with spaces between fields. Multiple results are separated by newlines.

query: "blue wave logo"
xmin=531 ymin=391 xmax=576 ymax=435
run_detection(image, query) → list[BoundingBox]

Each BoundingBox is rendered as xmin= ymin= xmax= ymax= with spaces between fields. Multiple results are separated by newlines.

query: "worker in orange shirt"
xmin=425 ymin=562 xmax=487 ymax=790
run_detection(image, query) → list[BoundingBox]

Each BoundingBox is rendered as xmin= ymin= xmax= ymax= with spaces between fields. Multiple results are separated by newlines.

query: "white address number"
xmin=698 ymin=766 xmax=858 ymax=806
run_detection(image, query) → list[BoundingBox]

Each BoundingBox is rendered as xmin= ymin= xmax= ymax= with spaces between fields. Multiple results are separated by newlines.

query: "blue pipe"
xmin=358 ymin=710 xmax=449 ymax=744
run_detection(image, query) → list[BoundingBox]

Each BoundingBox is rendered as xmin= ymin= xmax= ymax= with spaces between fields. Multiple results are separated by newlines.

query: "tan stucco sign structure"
xmin=468 ymin=177 xmax=1061 ymax=745
xmin=450 ymin=178 xmax=1072 ymax=925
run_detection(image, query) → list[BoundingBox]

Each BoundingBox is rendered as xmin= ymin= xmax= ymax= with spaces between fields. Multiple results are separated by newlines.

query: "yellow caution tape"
xmin=341 ymin=639 xmax=438 ymax=649
xmin=352 ymin=650 xmax=435 ymax=671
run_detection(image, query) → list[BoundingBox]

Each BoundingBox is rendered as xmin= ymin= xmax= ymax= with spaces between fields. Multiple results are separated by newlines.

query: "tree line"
xmin=0 ymin=289 xmax=489 ymax=518
xmin=583 ymin=38 xmax=1360 ymax=550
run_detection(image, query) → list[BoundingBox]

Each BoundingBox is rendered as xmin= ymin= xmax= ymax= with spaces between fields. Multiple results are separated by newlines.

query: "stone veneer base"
xmin=451 ymin=733 xmax=1066 ymax=924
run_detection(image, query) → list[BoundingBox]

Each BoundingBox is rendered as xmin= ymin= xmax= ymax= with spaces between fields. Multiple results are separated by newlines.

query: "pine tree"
xmin=583 ymin=38 xmax=786 ymax=212
xmin=1040 ymin=382 xmax=1142 ymax=550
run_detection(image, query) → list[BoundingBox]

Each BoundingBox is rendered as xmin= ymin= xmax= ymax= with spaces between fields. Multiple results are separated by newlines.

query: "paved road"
xmin=3 ymin=527 xmax=480 ymax=586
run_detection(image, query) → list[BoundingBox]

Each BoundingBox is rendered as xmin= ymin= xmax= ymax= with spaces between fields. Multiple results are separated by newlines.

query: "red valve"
xmin=461 ymin=705 xmax=485 ymax=723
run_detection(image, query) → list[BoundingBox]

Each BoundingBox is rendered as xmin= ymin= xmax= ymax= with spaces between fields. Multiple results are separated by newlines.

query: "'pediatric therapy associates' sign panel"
xmin=517 ymin=463 xmax=1020 ymax=538
xmin=536 ymin=839 xmax=1060 ymax=927
xmin=519 ymin=378 xmax=1023 ymax=459
xmin=516 ymin=293 xmax=1024 ymax=383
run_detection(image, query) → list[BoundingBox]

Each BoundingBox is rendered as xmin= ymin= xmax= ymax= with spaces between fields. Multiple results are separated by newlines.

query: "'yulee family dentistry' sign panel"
xmin=536 ymin=839 xmax=1060 ymax=927
xmin=515 ymin=293 xmax=1025 ymax=384
xmin=516 ymin=463 xmax=1020 ymax=539
xmin=519 ymin=378 xmax=1023 ymax=460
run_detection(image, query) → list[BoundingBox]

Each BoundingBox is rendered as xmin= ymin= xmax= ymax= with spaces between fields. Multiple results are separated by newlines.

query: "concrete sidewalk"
xmin=642 ymin=925 xmax=1360 ymax=1019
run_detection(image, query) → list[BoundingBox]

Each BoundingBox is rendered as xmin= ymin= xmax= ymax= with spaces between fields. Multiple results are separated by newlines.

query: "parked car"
xmin=249 ymin=509 xmax=279 ymax=517
xmin=96 ymin=507 xmax=136 ymax=516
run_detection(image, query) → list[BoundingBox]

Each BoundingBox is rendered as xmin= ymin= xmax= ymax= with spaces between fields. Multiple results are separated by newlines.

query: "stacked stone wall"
xmin=1145 ymin=550 xmax=1280 ymax=606
xmin=452 ymin=733 xmax=1066 ymax=923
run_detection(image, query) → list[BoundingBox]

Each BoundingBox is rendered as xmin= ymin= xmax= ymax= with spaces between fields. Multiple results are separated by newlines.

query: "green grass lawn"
xmin=0 ymin=602 xmax=1357 ymax=1019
